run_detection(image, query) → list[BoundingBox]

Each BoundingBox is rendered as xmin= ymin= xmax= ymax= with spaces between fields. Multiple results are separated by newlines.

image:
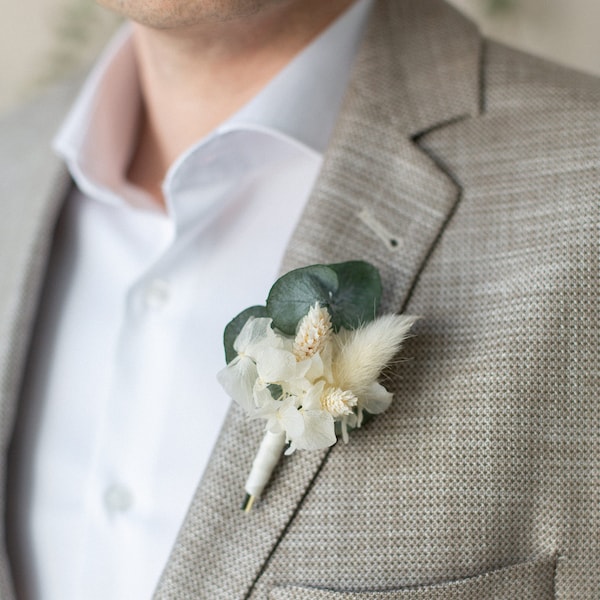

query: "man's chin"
xmin=94 ymin=0 xmax=291 ymax=29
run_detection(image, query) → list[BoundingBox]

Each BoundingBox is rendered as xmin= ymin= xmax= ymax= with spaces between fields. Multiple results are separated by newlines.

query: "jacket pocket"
xmin=269 ymin=555 xmax=556 ymax=600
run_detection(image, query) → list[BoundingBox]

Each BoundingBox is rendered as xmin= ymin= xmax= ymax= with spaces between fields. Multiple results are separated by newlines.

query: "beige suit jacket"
xmin=0 ymin=0 xmax=598 ymax=598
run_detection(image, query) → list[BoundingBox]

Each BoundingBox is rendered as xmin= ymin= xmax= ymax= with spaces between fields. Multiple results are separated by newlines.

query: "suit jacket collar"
xmin=0 ymin=79 xmax=77 ymax=598
xmin=154 ymin=0 xmax=482 ymax=597
xmin=0 ymin=88 xmax=77 ymax=446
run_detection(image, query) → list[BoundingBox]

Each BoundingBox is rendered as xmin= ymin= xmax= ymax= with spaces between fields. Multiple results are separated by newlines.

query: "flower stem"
xmin=242 ymin=430 xmax=286 ymax=511
xmin=241 ymin=493 xmax=255 ymax=513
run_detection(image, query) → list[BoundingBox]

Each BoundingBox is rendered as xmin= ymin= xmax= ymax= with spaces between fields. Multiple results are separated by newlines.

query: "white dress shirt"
xmin=8 ymin=1 xmax=374 ymax=598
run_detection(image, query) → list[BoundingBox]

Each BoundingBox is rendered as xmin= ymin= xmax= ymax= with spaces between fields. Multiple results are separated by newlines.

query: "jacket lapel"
xmin=0 ymin=83 xmax=76 ymax=598
xmin=155 ymin=1 xmax=482 ymax=598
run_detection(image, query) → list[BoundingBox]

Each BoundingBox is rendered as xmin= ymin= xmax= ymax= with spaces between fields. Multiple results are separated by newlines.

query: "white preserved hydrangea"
xmin=217 ymin=304 xmax=416 ymax=453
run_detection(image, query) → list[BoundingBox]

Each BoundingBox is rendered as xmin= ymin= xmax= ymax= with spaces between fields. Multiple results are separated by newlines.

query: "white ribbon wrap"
xmin=245 ymin=430 xmax=287 ymax=500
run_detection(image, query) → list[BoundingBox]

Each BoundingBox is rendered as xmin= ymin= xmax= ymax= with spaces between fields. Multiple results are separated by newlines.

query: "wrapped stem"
xmin=242 ymin=430 xmax=286 ymax=512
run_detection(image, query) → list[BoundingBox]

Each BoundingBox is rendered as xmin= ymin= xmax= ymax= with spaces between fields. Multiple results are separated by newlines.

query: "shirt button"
xmin=104 ymin=484 xmax=133 ymax=514
xmin=143 ymin=279 xmax=170 ymax=310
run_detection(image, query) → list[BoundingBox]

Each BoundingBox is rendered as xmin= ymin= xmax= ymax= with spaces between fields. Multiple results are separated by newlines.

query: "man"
xmin=0 ymin=0 xmax=598 ymax=598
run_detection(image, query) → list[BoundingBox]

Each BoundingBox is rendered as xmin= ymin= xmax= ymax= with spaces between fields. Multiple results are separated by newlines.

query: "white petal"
xmin=256 ymin=347 xmax=302 ymax=383
xmin=260 ymin=397 xmax=288 ymax=433
xmin=234 ymin=317 xmax=283 ymax=358
xmin=301 ymin=380 xmax=326 ymax=412
xmin=360 ymin=381 xmax=393 ymax=414
xmin=278 ymin=400 xmax=305 ymax=439
xmin=262 ymin=409 xmax=285 ymax=434
xmin=284 ymin=375 xmax=312 ymax=398
xmin=217 ymin=356 xmax=258 ymax=413
xmin=302 ymin=353 xmax=325 ymax=383
xmin=290 ymin=409 xmax=336 ymax=451
xmin=253 ymin=385 xmax=276 ymax=408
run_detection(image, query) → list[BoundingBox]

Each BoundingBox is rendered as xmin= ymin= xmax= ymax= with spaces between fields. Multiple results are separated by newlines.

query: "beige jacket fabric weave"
xmin=0 ymin=0 xmax=598 ymax=598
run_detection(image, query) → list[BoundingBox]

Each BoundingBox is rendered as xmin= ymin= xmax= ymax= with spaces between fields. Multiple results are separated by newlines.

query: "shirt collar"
xmin=53 ymin=26 xmax=148 ymax=208
xmin=54 ymin=0 xmax=374 ymax=209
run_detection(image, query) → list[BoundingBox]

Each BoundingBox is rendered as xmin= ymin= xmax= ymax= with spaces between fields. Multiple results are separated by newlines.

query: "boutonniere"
xmin=217 ymin=261 xmax=416 ymax=511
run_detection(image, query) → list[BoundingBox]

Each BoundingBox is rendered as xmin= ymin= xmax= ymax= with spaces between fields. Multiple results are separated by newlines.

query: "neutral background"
xmin=1 ymin=0 xmax=600 ymax=116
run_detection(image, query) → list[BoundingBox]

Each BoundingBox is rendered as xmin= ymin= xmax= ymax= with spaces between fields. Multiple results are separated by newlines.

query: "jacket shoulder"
xmin=484 ymin=39 xmax=600 ymax=118
xmin=0 ymin=75 xmax=82 ymax=170
xmin=0 ymin=75 xmax=81 ymax=221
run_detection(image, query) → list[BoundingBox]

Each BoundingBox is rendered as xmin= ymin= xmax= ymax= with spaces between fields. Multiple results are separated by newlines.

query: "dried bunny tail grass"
xmin=332 ymin=314 xmax=418 ymax=393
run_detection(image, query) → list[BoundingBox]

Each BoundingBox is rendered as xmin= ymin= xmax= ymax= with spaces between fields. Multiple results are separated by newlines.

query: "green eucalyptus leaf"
xmin=328 ymin=261 xmax=382 ymax=329
xmin=266 ymin=261 xmax=382 ymax=335
xmin=223 ymin=305 xmax=268 ymax=364
xmin=266 ymin=265 xmax=339 ymax=335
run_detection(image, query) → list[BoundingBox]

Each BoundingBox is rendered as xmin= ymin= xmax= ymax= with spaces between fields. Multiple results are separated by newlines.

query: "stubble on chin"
xmin=95 ymin=0 xmax=292 ymax=29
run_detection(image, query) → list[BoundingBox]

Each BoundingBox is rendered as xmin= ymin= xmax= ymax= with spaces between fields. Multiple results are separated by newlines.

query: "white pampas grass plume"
xmin=332 ymin=314 xmax=417 ymax=394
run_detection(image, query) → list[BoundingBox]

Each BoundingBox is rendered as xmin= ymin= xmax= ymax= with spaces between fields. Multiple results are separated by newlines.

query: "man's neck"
xmin=127 ymin=0 xmax=357 ymax=207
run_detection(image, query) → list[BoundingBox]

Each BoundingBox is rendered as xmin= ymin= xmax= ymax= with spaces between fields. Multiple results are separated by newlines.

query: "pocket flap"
xmin=269 ymin=555 xmax=556 ymax=599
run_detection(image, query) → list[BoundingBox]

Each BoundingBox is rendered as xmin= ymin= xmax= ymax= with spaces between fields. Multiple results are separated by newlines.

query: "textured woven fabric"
xmin=154 ymin=2 xmax=599 ymax=599
xmin=0 ymin=79 xmax=78 ymax=600
xmin=268 ymin=556 xmax=556 ymax=598
xmin=0 ymin=0 xmax=598 ymax=599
